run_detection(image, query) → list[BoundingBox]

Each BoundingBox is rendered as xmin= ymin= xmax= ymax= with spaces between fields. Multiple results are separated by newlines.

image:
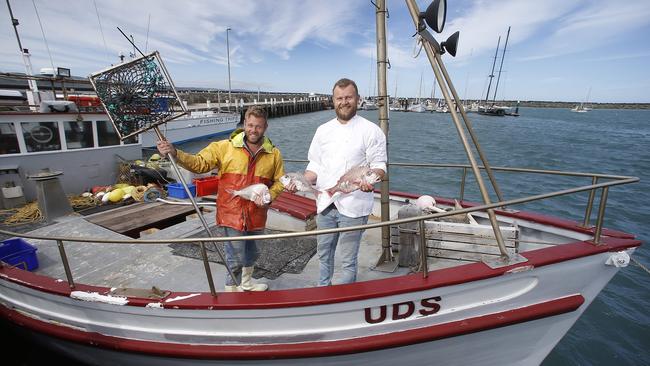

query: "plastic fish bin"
xmin=193 ymin=176 xmax=219 ymax=196
xmin=166 ymin=183 xmax=196 ymax=199
xmin=0 ymin=238 xmax=39 ymax=271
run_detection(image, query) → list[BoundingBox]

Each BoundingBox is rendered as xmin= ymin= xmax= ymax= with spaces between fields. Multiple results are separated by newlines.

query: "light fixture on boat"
xmin=420 ymin=0 xmax=446 ymax=33
xmin=441 ymin=31 xmax=459 ymax=57
xmin=418 ymin=29 xmax=459 ymax=57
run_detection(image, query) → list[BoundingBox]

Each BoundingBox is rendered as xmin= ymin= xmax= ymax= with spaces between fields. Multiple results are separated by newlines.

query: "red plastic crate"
xmin=193 ymin=176 xmax=219 ymax=196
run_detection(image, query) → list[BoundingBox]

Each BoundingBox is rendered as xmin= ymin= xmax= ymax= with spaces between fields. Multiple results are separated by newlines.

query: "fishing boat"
xmin=139 ymin=110 xmax=240 ymax=148
xmin=0 ymin=87 xmax=142 ymax=202
xmin=571 ymin=87 xmax=592 ymax=113
xmin=0 ymin=1 xmax=641 ymax=365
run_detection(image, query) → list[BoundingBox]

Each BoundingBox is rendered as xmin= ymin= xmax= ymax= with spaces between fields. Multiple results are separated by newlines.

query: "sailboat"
xmin=478 ymin=26 xmax=518 ymax=117
xmin=408 ymin=72 xmax=426 ymax=112
xmin=571 ymin=87 xmax=592 ymax=113
xmin=389 ymin=77 xmax=403 ymax=111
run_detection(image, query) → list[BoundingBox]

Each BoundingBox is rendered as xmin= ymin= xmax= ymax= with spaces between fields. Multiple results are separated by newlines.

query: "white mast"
xmin=6 ymin=0 xmax=40 ymax=108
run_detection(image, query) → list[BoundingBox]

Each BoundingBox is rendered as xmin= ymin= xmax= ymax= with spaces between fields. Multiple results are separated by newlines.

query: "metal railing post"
xmin=583 ymin=176 xmax=598 ymax=227
xmin=56 ymin=239 xmax=75 ymax=288
xmin=592 ymin=187 xmax=609 ymax=244
xmin=460 ymin=167 xmax=467 ymax=201
xmin=419 ymin=219 xmax=428 ymax=278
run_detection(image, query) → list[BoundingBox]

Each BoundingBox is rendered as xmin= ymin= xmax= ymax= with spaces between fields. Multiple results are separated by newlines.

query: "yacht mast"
xmin=492 ymin=26 xmax=511 ymax=103
xmin=484 ymin=36 xmax=500 ymax=106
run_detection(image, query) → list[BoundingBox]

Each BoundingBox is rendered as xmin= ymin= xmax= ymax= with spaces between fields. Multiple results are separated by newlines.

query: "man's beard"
xmin=335 ymin=103 xmax=357 ymax=121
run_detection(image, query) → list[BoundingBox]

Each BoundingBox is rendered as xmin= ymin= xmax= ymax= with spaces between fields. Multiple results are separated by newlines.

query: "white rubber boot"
xmin=240 ymin=267 xmax=268 ymax=291
xmin=224 ymin=285 xmax=243 ymax=292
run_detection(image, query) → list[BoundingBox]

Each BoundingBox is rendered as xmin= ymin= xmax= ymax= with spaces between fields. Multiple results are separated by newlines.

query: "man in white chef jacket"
xmin=302 ymin=78 xmax=387 ymax=286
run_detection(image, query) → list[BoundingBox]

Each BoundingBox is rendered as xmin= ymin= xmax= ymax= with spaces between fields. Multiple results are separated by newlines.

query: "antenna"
xmin=117 ymin=26 xmax=146 ymax=58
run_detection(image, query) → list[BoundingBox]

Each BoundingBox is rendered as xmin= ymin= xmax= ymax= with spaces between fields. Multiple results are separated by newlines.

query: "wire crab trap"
xmin=89 ymin=51 xmax=188 ymax=141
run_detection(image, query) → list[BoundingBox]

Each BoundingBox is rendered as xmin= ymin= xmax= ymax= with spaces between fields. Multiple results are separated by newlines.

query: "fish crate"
xmin=166 ymin=183 xmax=196 ymax=199
xmin=0 ymin=238 xmax=39 ymax=271
xmin=193 ymin=176 xmax=219 ymax=197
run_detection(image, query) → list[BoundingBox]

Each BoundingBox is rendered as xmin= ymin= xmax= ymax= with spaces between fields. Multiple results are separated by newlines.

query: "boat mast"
xmin=226 ymin=27 xmax=232 ymax=112
xmin=492 ymin=26 xmax=511 ymax=104
xmin=374 ymin=0 xmax=395 ymax=270
xmin=484 ymin=36 xmax=500 ymax=106
xmin=6 ymin=0 xmax=40 ymax=107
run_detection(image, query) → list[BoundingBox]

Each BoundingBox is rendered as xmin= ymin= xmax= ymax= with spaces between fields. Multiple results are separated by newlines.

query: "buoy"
xmin=108 ymin=188 xmax=125 ymax=202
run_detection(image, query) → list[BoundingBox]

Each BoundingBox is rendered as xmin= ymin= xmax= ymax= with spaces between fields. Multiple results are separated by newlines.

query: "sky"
xmin=1 ymin=0 xmax=650 ymax=103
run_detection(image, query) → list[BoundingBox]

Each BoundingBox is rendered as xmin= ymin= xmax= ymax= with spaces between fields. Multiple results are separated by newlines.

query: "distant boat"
xmin=478 ymin=27 xmax=519 ymax=117
xmin=359 ymin=98 xmax=379 ymax=110
xmin=408 ymin=72 xmax=427 ymax=113
xmin=571 ymin=87 xmax=592 ymax=113
xmin=140 ymin=110 xmax=239 ymax=148
xmin=408 ymin=103 xmax=426 ymax=113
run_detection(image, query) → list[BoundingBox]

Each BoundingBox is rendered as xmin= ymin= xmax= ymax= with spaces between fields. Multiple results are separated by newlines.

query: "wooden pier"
xmin=186 ymin=97 xmax=332 ymax=119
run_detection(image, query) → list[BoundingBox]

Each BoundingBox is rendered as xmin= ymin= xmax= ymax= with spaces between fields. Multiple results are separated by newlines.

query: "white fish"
xmin=226 ymin=183 xmax=271 ymax=205
xmin=280 ymin=172 xmax=319 ymax=196
xmin=316 ymin=165 xmax=380 ymax=212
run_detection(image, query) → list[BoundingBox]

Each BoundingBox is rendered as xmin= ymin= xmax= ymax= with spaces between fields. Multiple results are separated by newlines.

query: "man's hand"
xmin=156 ymin=140 xmax=177 ymax=159
xmin=359 ymin=181 xmax=375 ymax=192
xmin=284 ymin=181 xmax=298 ymax=193
xmin=253 ymin=194 xmax=268 ymax=208
xmin=360 ymin=168 xmax=384 ymax=192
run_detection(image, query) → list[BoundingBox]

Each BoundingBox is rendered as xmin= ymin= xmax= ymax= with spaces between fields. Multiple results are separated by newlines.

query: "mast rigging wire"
xmin=93 ymin=0 xmax=110 ymax=64
xmin=31 ymin=0 xmax=55 ymax=72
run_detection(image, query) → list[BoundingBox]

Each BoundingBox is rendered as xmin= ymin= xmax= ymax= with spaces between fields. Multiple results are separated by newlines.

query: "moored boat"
xmin=139 ymin=110 xmax=240 ymax=148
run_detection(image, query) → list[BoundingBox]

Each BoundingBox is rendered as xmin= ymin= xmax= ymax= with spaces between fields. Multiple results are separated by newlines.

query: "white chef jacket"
xmin=306 ymin=114 xmax=387 ymax=217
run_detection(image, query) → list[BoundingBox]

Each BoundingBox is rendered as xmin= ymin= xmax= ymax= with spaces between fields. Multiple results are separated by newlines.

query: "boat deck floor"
xmin=23 ymin=210 xmax=458 ymax=292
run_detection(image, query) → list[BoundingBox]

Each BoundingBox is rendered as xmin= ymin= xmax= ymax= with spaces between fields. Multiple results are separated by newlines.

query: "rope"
xmin=68 ymin=195 xmax=97 ymax=210
xmin=2 ymin=202 xmax=42 ymax=225
xmin=31 ymin=0 xmax=56 ymax=72
xmin=93 ymin=0 xmax=111 ymax=64
xmin=631 ymin=256 xmax=650 ymax=276
xmin=131 ymin=185 xmax=148 ymax=201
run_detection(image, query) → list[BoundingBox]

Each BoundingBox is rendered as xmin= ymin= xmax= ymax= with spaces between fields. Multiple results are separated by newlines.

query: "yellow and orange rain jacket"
xmin=175 ymin=129 xmax=285 ymax=231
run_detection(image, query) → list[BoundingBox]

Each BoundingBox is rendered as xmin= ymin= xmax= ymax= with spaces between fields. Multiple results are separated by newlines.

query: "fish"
xmin=226 ymin=183 xmax=271 ymax=205
xmin=316 ymin=165 xmax=380 ymax=212
xmin=280 ymin=172 xmax=320 ymax=196
xmin=326 ymin=165 xmax=380 ymax=196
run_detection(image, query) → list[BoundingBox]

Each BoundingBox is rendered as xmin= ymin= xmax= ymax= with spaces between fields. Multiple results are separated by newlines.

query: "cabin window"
xmin=21 ymin=121 xmax=61 ymax=152
xmin=123 ymin=135 xmax=138 ymax=145
xmin=64 ymin=121 xmax=94 ymax=149
xmin=97 ymin=120 xmax=120 ymax=146
xmin=0 ymin=122 xmax=20 ymax=155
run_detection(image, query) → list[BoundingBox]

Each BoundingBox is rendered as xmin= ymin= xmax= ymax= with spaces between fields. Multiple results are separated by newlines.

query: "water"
xmin=4 ymin=108 xmax=649 ymax=365
xmin=239 ymin=107 xmax=650 ymax=365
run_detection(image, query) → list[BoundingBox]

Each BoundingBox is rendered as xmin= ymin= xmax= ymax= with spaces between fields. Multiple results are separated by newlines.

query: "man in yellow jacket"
xmin=156 ymin=105 xmax=285 ymax=292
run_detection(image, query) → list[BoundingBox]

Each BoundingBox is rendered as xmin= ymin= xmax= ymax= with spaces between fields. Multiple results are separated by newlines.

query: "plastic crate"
xmin=0 ymin=238 xmax=39 ymax=271
xmin=166 ymin=183 xmax=196 ymax=199
xmin=193 ymin=176 xmax=219 ymax=196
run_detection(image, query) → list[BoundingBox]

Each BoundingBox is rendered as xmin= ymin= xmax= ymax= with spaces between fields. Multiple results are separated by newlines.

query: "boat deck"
xmin=11 ymin=191 xmax=602 ymax=293
xmin=23 ymin=212 xmax=417 ymax=292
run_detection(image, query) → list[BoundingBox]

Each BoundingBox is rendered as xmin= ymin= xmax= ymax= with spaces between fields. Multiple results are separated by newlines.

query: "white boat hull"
xmin=0 ymin=243 xmax=637 ymax=365
xmin=140 ymin=112 xmax=240 ymax=147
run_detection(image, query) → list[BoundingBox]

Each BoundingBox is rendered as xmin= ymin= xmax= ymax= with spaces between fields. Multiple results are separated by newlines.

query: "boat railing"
xmin=0 ymin=161 xmax=639 ymax=294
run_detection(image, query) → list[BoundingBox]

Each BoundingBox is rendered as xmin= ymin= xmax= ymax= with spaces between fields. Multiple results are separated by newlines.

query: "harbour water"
xmin=3 ymin=107 xmax=649 ymax=365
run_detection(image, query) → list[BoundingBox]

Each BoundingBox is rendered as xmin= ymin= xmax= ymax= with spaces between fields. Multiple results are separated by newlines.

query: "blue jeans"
xmin=223 ymin=227 xmax=262 ymax=286
xmin=316 ymin=205 xmax=369 ymax=286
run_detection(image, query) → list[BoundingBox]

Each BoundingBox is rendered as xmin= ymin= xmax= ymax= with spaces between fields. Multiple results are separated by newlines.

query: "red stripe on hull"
xmin=0 ymin=294 xmax=584 ymax=360
xmin=0 ymin=236 xmax=638 ymax=310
